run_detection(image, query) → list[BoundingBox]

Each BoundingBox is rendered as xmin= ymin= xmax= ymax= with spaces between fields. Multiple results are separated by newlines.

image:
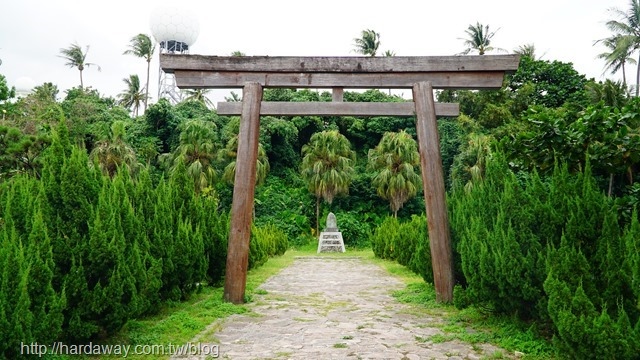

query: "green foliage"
xmin=370 ymin=215 xmax=432 ymax=282
xmin=145 ymin=98 xmax=182 ymax=153
xmin=301 ymin=129 xmax=356 ymax=234
xmin=368 ymin=130 xmax=422 ymax=217
xmin=166 ymin=119 xmax=219 ymax=193
xmin=254 ymin=172 xmax=314 ymax=246
xmin=0 ymin=120 xmax=251 ymax=347
xmin=331 ymin=210 xmax=372 ymax=248
xmin=507 ymin=56 xmax=589 ymax=109
xmin=503 ymin=99 xmax=640 ymax=194
xmin=0 ymin=74 xmax=16 ymax=102
xmin=451 ymin=153 xmax=640 ymax=358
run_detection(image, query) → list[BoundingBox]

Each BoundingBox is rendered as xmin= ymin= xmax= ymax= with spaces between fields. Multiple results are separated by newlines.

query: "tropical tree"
xmin=353 ymin=29 xmax=381 ymax=56
xmin=514 ymin=43 xmax=538 ymax=60
xmin=586 ymin=79 xmax=629 ymax=107
xmin=458 ymin=22 xmax=505 ymax=55
xmin=166 ymin=119 xmax=218 ymax=193
xmin=383 ymin=50 xmax=396 ymax=57
xmin=0 ymin=74 xmax=15 ymax=102
xmin=118 ymin=75 xmax=146 ymax=117
xmin=90 ymin=120 xmax=138 ymax=177
xmin=230 ymin=51 xmax=246 ymax=56
xmin=32 ymin=82 xmax=59 ymax=102
xmin=182 ymin=89 xmax=215 ymax=109
xmin=58 ymin=43 xmax=100 ymax=89
xmin=300 ymin=130 xmax=356 ymax=234
xmin=605 ymin=0 xmax=640 ymax=96
xmin=594 ymin=34 xmax=636 ymax=87
xmin=123 ymin=33 xmax=155 ymax=112
xmin=368 ymin=130 xmax=422 ymax=217
xmin=219 ymin=135 xmax=270 ymax=187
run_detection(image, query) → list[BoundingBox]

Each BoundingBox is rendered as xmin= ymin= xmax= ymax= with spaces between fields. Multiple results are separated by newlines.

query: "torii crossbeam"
xmin=161 ymin=54 xmax=520 ymax=304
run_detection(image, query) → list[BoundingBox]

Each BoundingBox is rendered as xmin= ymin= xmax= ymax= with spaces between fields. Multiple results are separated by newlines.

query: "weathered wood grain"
xmin=161 ymin=54 xmax=520 ymax=73
xmin=223 ymin=82 xmax=262 ymax=304
xmin=413 ymin=81 xmax=454 ymax=303
xmin=174 ymin=70 xmax=506 ymax=89
xmin=216 ymin=101 xmax=460 ymax=117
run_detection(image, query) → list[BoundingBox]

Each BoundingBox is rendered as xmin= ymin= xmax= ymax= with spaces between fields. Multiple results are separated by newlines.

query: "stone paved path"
xmin=178 ymin=257 xmax=513 ymax=360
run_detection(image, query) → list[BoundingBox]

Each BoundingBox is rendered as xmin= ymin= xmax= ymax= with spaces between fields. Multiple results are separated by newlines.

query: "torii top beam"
xmin=160 ymin=54 xmax=520 ymax=90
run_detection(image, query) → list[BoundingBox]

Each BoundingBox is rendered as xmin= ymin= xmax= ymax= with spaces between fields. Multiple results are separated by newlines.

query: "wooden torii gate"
xmin=160 ymin=54 xmax=519 ymax=304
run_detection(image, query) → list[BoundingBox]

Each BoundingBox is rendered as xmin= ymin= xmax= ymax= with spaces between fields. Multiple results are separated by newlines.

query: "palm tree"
xmin=353 ymin=29 xmax=381 ymax=56
xmin=594 ymin=34 xmax=636 ymax=87
xmin=606 ymin=0 xmax=640 ymax=96
xmin=219 ymin=135 xmax=269 ymax=186
xmin=182 ymin=89 xmax=215 ymax=109
xmin=458 ymin=22 xmax=505 ymax=55
xmin=167 ymin=119 xmax=218 ymax=194
xmin=58 ymin=42 xmax=100 ymax=89
xmin=368 ymin=130 xmax=422 ymax=217
xmin=514 ymin=43 xmax=538 ymax=60
xmin=123 ymin=34 xmax=155 ymax=112
xmin=383 ymin=50 xmax=396 ymax=57
xmin=118 ymin=75 xmax=146 ymax=117
xmin=230 ymin=51 xmax=246 ymax=57
xmin=301 ymin=130 xmax=356 ymax=235
xmin=586 ymin=79 xmax=629 ymax=107
xmin=90 ymin=121 xmax=138 ymax=178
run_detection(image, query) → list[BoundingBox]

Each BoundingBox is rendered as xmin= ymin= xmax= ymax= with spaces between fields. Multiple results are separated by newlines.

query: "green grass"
xmin=368 ymin=256 xmax=556 ymax=360
xmin=65 ymin=248 xmax=305 ymax=360
xmin=50 ymin=242 xmax=555 ymax=360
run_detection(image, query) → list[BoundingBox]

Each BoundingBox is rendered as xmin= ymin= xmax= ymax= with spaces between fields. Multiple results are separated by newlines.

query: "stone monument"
xmin=317 ymin=212 xmax=345 ymax=253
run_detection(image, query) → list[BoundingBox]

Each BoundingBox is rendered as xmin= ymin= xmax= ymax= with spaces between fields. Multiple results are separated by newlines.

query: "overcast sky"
xmin=0 ymin=0 xmax=631 ymax=106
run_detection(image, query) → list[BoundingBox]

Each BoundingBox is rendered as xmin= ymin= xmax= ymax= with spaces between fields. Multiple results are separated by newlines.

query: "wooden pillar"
xmin=223 ymin=82 xmax=263 ymax=304
xmin=332 ymin=87 xmax=344 ymax=102
xmin=412 ymin=81 xmax=454 ymax=303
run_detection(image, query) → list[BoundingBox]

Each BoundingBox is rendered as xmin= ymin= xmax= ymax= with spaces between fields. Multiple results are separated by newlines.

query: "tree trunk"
xmin=315 ymin=196 xmax=320 ymax=236
xmin=145 ymin=59 xmax=151 ymax=112
xmin=608 ymin=173 xmax=614 ymax=197
xmin=79 ymin=70 xmax=84 ymax=89
xmin=635 ymin=54 xmax=640 ymax=97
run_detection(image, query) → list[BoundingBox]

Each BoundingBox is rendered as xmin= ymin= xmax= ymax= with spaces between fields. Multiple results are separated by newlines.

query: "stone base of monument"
xmin=317 ymin=232 xmax=345 ymax=253
xmin=317 ymin=212 xmax=345 ymax=253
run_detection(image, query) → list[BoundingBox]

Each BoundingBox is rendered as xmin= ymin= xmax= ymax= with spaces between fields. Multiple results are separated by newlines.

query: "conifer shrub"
xmin=249 ymin=225 xmax=269 ymax=270
xmin=249 ymin=224 xmax=288 ymax=270
xmin=452 ymin=153 xmax=640 ymax=358
xmin=370 ymin=215 xmax=433 ymax=283
xmin=370 ymin=216 xmax=400 ymax=259
xmin=0 ymin=121 xmax=237 ymax=348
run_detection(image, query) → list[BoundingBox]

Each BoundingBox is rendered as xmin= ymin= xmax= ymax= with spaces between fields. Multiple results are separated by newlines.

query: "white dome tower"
xmin=150 ymin=5 xmax=200 ymax=104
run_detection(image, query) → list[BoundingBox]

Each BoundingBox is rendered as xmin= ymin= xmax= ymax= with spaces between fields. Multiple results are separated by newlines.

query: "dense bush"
xmin=370 ymin=215 xmax=432 ymax=283
xmin=450 ymin=154 xmax=640 ymax=358
xmin=0 ymin=123 xmax=242 ymax=357
xmin=249 ymin=224 xmax=288 ymax=270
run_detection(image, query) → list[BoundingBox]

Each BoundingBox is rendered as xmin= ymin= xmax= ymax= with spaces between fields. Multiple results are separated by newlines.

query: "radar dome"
xmin=149 ymin=6 xmax=200 ymax=50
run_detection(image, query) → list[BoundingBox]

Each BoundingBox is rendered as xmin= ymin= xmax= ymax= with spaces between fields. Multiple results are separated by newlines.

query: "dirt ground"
xmin=176 ymin=257 xmax=513 ymax=360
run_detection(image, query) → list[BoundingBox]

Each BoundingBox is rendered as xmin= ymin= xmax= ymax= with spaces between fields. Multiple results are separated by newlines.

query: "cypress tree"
xmin=0 ymin=231 xmax=11 ymax=356
xmin=153 ymin=180 xmax=179 ymax=300
xmin=2 ymin=231 xmax=33 ymax=357
xmin=26 ymin=204 xmax=65 ymax=344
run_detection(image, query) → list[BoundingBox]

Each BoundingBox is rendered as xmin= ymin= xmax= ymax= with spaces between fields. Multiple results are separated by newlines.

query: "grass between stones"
xmin=66 ymin=242 xmax=555 ymax=360
xmin=365 ymin=251 xmax=556 ymax=360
